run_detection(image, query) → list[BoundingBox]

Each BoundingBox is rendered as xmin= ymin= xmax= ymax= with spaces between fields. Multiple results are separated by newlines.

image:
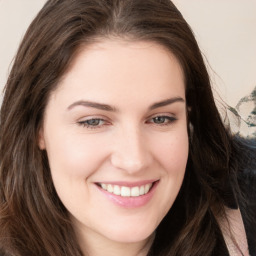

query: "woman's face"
xmin=39 ymin=40 xmax=188 ymax=245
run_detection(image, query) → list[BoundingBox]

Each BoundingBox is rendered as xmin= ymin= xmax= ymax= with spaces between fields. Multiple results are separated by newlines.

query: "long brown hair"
xmin=0 ymin=0 xmax=240 ymax=255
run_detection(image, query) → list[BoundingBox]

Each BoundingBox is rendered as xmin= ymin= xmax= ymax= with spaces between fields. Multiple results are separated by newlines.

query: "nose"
xmin=110 ymin=126 xmax=151 ymax=174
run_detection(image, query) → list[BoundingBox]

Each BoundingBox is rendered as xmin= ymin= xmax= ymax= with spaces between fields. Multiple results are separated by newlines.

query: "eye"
xmin=77 ymin=118 xmax=108 ymax=129
xmin=148 ymin=115 xmax=177 ymax=126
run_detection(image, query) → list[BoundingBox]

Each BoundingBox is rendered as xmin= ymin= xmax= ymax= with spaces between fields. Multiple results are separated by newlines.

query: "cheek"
xmin=152 ymin=129 xmax=189 ymax=174
xmin=147 ymin=128 xmax=189 ymax=223
xmin=45 ymin=132 xmax=111 ymax=209
xmin=44 ymin=128 xmax=112 ymax=186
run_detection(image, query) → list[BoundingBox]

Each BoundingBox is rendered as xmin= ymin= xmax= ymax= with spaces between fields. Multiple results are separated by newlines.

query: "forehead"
xmin=53 ymin=39 xmax=185 ymax=106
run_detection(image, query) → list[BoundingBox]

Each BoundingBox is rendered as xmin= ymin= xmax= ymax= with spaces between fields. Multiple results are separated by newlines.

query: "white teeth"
xmin=121 ymin=186 xmax=131 ymax=197
xmin=113 ymin=185 xmax=121 ymax=195
xmin=145 ymin=183 xmax=152 ymax=194
xmin=107 ymin=184 xmax=113 ymax=193
xmin=139 ymin=186 xmax=145 ymax=195
xmin=131 ymin=186 xmax=140 ymax=197
xmin=101 ymin=183 xmax=107 ymax=190
xmin=99 ymin=182 xmax=154 ymax=197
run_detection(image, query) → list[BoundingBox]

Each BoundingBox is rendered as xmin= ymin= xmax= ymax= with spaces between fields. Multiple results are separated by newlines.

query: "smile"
xmin=98 ymin=182 xmax=153 ymax=197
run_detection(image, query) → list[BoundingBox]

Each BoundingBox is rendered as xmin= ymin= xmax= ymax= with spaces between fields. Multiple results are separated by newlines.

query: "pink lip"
xmin=95 ymin=180 xmax=159 ymax=208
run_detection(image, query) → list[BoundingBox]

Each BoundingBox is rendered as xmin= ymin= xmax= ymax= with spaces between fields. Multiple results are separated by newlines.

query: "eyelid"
xmin=146 ymin=114 xmax=177 ymax=125
xmin=76 ymin=113 xmax=177 ymax=130
xmin=146 ymin=112 xmax=176 ymax=120
xmin=77 ymin=116 xmax=111 ymax=129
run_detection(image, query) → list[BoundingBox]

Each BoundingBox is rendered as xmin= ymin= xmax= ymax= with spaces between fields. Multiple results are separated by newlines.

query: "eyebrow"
xmin=67 ymin=100 xmax=117 ymax=112
xmin=67 ymin=97 xmax=185 ymax=112
xmin=149 ymin=97 xmax=185 ymax=110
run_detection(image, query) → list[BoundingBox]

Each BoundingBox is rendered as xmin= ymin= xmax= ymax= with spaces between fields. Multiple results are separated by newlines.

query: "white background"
xmin=0 ymin=0 xmax=256 ymax=107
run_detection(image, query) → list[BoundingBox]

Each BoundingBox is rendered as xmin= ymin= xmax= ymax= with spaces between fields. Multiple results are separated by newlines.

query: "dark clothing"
xmin=215 ymin=162 xmax=256 ymax=256
xmin=217 ymin=137 xmax=256 ymax=256
xmin=237 ymin=160 xmax=256 ymax=255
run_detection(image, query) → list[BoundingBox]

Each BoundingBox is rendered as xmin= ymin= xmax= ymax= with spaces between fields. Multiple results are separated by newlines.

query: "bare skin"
xmin=218 ymin=208 xmax=249 ymax=256
xmin=39 ymin=39 xmax=188 ymax=256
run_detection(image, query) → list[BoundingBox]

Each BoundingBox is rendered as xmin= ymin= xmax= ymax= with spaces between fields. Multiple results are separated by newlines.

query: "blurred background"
xmin=0 ymin=0 xmax=255 ymax=136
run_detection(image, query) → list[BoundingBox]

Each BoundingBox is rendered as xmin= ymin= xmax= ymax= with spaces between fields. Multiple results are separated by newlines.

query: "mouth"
xmin=95 ymin=180 xmax=159 ymax=208
xmin=95 ymin=181 xmax=158 ymax=198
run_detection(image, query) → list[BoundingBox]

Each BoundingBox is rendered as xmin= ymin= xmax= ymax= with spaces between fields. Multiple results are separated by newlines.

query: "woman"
xmin=0 ymin=0 xmax=255 ymax=255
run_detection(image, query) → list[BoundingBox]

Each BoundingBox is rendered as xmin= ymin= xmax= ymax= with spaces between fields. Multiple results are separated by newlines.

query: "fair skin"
xmin=39 ymin=39 xmax=189 ymax=256
xmin=218 ymin=208 xmax=249 ymax=256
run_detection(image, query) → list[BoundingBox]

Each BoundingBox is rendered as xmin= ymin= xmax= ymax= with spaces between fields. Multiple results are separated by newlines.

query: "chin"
xmin=101 ymin=221 xmax=156 ymax=244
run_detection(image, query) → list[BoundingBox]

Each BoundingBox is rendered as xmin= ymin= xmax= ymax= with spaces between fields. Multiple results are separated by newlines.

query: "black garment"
xmin=214 ymin=165 xmax=256 ymax=256
xmin=216 ymin=137 xmax=256 ymax=256
xmin=238 ymin=161 xmax=256 ymax=255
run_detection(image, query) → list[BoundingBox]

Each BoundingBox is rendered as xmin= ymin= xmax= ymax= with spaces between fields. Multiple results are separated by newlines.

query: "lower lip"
xmin=96 ymin=181 xmax=159 ymax=208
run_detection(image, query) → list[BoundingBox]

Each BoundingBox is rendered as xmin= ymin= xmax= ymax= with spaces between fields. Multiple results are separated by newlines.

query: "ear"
xmin=38 ymin=127 xmax=46 ymax=150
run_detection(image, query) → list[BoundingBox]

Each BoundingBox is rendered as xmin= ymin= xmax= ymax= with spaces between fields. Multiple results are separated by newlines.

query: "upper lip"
xmin=95 ymin=179 xmax=159 ymax=187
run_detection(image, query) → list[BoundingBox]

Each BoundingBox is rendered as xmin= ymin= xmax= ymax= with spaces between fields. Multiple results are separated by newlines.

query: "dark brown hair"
xmin=0 ymin=0 xmax=243 ymax=255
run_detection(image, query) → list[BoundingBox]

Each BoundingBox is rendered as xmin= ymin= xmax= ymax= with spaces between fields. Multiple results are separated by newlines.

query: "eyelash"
xmin=147 ymin=115 xmax=177 ymax=126
xmin=77 ymin=118 xmax=108 ymax=129
xmin=77 ymin=115 xmax=177 ymax=130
